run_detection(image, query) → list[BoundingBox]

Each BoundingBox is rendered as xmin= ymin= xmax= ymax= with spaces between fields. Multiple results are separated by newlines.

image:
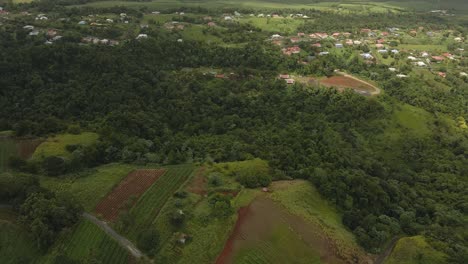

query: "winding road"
xmin=82 ymin=212 xmax=144 ymax=259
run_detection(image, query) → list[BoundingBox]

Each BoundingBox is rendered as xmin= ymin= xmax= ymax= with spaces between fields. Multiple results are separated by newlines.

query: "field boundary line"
xmin=82 ymin=212 xmax=144 ymax=259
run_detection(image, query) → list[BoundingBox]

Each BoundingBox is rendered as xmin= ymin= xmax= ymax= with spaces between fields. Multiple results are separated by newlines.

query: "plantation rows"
xmin=59 ymin=219 xmax=129 ymax=264
xmin=127 ymin=165 xmax=194 ymax=239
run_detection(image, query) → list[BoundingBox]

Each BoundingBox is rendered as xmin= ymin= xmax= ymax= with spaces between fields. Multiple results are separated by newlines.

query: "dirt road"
xmin=82 ymin=212 xmax=144 ymax=259
xmin=335 ymin=71 xmax=382 ymax=95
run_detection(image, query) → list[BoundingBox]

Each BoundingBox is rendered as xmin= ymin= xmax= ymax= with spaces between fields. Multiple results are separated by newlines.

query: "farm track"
xmin=82 ymin=212 xmax=144 ymax=259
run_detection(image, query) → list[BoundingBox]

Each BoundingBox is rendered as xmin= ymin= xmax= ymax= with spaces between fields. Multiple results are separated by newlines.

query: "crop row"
xmin=60 ymin=219 xmax=129 ymax=264
xmin=127 ymin=165 xmax=194 ymax=239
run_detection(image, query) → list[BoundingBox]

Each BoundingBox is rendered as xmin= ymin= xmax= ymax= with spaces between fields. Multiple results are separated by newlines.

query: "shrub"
xmin=137 ymin=229 xmax=160 ymax=256
xmin=42 ymin=156 xmax=66 ymax=176
xmin=236 ymin=166 xmax=271 ymax=188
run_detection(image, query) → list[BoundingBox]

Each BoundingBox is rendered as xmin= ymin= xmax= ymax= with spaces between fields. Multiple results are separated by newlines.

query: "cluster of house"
xmin=23 ymin=25 xmax=63 ymax=43
xmin=0 ymin=7 xmax=8 ymax=15
xmin=81 ymin=36 xmax=119 ymax=46
xmin=164 ymin=21 xmax=185 ymax=30
xmin=279 ymin=74 xmax=295 ymax=84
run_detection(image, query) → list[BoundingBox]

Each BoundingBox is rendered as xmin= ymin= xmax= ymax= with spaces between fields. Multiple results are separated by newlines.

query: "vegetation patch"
xmin=385 ymin=236 xmax=447 ymax=264
xmin=32 ymin=132 xmax=99 ymax=160
xmin=0 ymin=220 xmax=41 ymax=264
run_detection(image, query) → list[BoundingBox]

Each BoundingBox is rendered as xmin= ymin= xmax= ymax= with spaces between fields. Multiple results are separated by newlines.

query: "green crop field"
xmin=32 ymin=132 xmax=99 ymax=160
xmin=43 ymin=219 xmax=130 ymax=264
xmin=41 ymin=163 xmax=138 ymax=211
xmin=0 ymin=220 xmax=41 ymax=264
xmin=0 ymin=137 xmax=17 ymax=172
xmin=385 ymin=236 xmax=447 ymax=264
xmin=127 ymin=164 xmax=194 ymax=239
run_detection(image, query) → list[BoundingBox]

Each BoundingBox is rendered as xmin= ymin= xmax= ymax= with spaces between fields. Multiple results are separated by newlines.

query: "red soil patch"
xmin=218 ymin=190 xmax=239 ymax=197
xmin=94 ymin=169 xmax=166 ymax=221
xmin=215 ymin=205 xmax=251 ymax=264
xmin=16 ymin=138 xmax=43 ymax=159
xmin=320 ymin=76 xmax=374 ymax=92
xmin=187 ymin=167 xmax=207 ymax=195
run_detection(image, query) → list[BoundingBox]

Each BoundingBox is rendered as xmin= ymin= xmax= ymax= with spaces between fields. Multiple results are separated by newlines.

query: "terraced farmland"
xmin=127 ymin=165 xmax=194 ymax=239
xmin=55 ymin=219 xmax=130 ymax=264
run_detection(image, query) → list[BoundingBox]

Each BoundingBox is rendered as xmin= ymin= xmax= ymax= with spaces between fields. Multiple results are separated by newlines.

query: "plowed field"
xmin=95 ymin=169 xmax=166 ymax=221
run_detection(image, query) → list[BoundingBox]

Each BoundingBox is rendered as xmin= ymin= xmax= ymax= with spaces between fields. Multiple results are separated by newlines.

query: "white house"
xmin=136 ymin=34 xmax=148 ymax=39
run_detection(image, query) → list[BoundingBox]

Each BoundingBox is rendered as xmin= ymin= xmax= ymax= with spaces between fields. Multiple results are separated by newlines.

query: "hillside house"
xmin=432 ymin=56 xmax=444 ymax=62
xmin=207 ymin=22 xmax=216 ymax=27
xmin=361 ymin=53 xmax=374 ymax=60
xmin=279 ymin=74 xmax=290 ymax=79
xmin=438 ymin=72 xmax=446 ymax=78
xmin=136 ymin=34 xmax=148 ymax=39
xmin=335 ymin=43 xmax=343 ymax=48
xmin=282 ymin=46 xmax=301 ymax=55
xmin=297 ymin=32 xmax=305 ymax=37
xmin=311 ymin=43 xmax=322 ymax=48
xmin=285 ymin=79 xmax=295 ymax=84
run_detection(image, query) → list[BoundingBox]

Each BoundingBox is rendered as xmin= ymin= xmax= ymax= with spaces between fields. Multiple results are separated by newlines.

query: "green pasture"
xmin=41 ymin=163 xmax=137 ymax=211
xmin=270 ymin=180 xmax=360 ymax=250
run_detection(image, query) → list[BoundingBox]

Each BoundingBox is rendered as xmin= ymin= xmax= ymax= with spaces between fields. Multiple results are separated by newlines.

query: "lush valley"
xmin=0 ymin=0 xmax=467 ymax=263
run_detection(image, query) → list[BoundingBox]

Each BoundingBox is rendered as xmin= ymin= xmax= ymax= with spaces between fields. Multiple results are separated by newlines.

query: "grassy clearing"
xmin=399 ymin=44 xmax=447 ymax=53
xmin=0 ymin=221 xmax=41 ymax=264
xmin=41 ymin=163 xmax=138 ymax=211
xmin=385 ymin=236 xmax=447 ymax=264
xmin=126 ymin=164 xmax=194 ymax=239
xmin=233 ymin=225 xmax=322 ymax=264
xmin=42 ymin=219 xmax=129 ymax=264
xmin=269 ymin=180 xmax=360 ymax=251
xmin=32 ymin=132 xmax=99 ymax=160
xmin=180 ymin=25 xmax=223 ymax=43
xmin=393 ymin=104 xmax=432 ymax=136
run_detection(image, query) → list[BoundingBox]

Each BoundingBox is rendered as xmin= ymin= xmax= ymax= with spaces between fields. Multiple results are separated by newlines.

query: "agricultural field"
xmin=42 ymin=219 xmax=131 ymax=264
xmin=41 ymin=163 xmax=138 ymax=211
xmin=94 ymin=168 xmax=166 ymax=221
xmin=32 ymin=132 xmax=99 ymax=160
xmin=384 ymin=236 xmax=447 ymax=264
xmin=0 ymin=211 xmax=41 ymax=264
xmin=126 ymin=165 xmax=195 ymax=239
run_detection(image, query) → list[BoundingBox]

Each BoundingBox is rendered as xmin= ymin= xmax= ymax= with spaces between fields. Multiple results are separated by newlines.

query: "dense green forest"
xmin=0 ymin=2 xmax=467 ymax=263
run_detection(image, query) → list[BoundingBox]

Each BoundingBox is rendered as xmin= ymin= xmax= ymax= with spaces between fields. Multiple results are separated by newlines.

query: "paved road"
xmin=82 ymin=212 xmax=144 ymax=259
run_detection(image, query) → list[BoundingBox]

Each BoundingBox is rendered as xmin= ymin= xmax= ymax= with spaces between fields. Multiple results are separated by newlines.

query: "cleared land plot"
xmin=240 ymin=17 xmax=304 ymax=33
xmin=95 ymin=169 xmax=166 ymax=221
xmin=32 ymin=132 xmax=99 ymax=160
xmin=126 ymin=165 xmax=194 ymax=239
xmin=319 ymin=75 xmax=377 ymax=95
xmin=217 ymin=196 xmax=344 ymax=264
xmin=41 ymin=163 xmax=138 ymax=211
xmin=52 ymin=219 xmax=130 ymax=264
